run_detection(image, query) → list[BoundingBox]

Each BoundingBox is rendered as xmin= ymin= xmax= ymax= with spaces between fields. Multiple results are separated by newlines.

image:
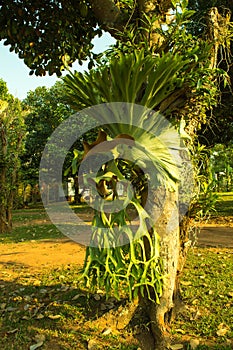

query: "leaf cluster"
xmin=0 ymin=0 xmax=100 ymax=76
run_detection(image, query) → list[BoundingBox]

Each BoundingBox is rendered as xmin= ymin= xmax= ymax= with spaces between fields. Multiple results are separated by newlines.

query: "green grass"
xmin=0 ymin=224 xmax=64 ymax=243
xmin=0 ymin=265 xmax=138 ymax=350
xmin=1 ymin=247 xmax=232 ymax=349
xmin=172 ymin=247 xmax=233 ymax=349
xmin=0 ymin=201 xmax=232 ymax=349
xmin=213 ymin=192 xmax=233 ymax=217
xmin=12 ymin=210 xmax=48 ymax=223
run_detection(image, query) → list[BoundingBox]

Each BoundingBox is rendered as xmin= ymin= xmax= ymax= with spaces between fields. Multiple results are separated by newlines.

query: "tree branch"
xmin=89 ymin=0 xmax=126 ymax=35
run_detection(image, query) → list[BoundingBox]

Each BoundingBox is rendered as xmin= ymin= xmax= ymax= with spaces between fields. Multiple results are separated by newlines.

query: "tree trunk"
xmin=74 ymin=176 xmax=82 ymax=204
xmin=206 ymin=7 xmax=231 ymax=69
xmin=0 ymin=121 xmax=10 ymax=234
xmin=138 ymin=188 xmax=181 ymax=349
xmin=136 ymin=10 xmax=232 ymax=345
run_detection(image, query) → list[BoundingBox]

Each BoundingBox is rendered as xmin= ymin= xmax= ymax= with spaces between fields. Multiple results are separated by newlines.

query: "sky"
xmin=0 ymin=33 xmax=115 ymax=100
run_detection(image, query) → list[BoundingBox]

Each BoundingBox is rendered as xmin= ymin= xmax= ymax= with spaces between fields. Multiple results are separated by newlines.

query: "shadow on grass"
xmin=0 ymin=267 xmax=138 ymax=350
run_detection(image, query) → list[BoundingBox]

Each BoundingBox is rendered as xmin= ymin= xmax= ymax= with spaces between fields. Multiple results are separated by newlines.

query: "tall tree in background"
xmin=22 ymin=81 xmax=97 ymax=205
xmin=0 ymin=79 xmax=26 ymax=233
xmin=21 ymin=81 xmax=74 ymax=185
xmin=0 ymin=1 xmax=232 ymax=348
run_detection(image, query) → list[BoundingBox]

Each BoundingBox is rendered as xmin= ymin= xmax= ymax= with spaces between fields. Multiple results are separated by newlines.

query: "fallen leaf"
xmin=180 ymin=281 xmax=192 ymax=286
xmin=48 ymin=314 xmax=62 ymax=320
xmin=33 ymin=280 xmax=41 ymax=286
xmin=36 ymin=314 xmax=45 ymax=319
xmin=102 ymin=327 xmax=112 ymax=335
xmin=22 ymin=315 xmax=30 ymax=320
xmin=88 ymin=339 xmax=98 ymax=350
xmin=169 ymin=344 xmax=183 ymax=349
xmin=59 ymin=275 xmax=65 ymax=281
xmin=6 ymin=306 xmax=17 ymax=312
xmin=190 ymin=339 xmax=200 ymax=349
xmin=93 ymin=294 xmax=101 ymax=301
xmin=6 ymin=328 xmax=19 ymax=334
xmin=35 ymin=334 xmax=46 ymax=343
xmin=72 ymin=293 xmax=85 ymax=300
xmin=217 ymin=328 xmax=228 ymax=336
xmin=29 ymin=341 xmax=43 ymax=350
xmin=39 ymin=289 xmax=47 ymax=294
xmin=100 ymin=303 xmax=107 ymax=311
xmin=217 ymin=323 xmax=229 ymax=337
xmin=96 ymin=289 xmax=104 ymax=294
xmin=60 ymin=285 xmax=69 ymax=292
xmin=0 ymin=303 xmax=7 ymax=309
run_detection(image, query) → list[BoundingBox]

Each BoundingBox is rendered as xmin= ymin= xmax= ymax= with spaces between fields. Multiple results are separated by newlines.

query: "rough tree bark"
xmin=142 ymin=188 xmax=180 ymax=350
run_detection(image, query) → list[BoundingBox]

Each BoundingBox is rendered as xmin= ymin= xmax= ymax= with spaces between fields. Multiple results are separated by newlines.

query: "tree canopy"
xmin=0 ymin=0 xmax=173 ymax=75
xmin=21 ymin=81 xmax=99 ymax=185
xmin=21 ymin=82 xmax=74 ymax=183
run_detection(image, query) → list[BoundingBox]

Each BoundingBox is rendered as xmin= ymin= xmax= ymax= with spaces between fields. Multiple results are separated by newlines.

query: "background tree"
xmin=21 ymin=81 xmax=73 ymax=186
xmin=210 ymin=143 xmax=233 ymax=192
xmin=0 ymin=79 xmax=26 ymax=233
xmin=22 ymin=80 xmax=98 ymax=203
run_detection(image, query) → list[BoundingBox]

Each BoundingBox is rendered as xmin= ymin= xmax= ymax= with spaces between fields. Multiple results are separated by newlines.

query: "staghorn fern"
xmin=63 ymin=49 xmax=190 ymax=301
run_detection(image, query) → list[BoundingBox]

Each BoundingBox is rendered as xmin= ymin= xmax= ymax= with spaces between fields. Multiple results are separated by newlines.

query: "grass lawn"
xmin=0 ymin=199 xmax=232 ymax=349
xmin=213 ymin=192 xmax=233 ymax=217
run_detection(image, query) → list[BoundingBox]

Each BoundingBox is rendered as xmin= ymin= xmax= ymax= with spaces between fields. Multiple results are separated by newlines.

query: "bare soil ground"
xmin=0 ymin=238 xmax=86 ymax=276
xmin=1 ymin=213 xmax=232 ymax=276
xmin=197 ymin=216 xmax=233 ymax=248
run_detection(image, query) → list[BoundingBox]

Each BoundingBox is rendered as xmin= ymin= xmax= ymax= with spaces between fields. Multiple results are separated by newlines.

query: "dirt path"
xmin=198 ymin=226 xmax=233 ymax=248
xmin=0 ymin=239 xmax=86 ymax=277
xmin=197 ymin=216 xmax=233 ymax=247
xmin=1 ymin=217 xmax=233 ymax=276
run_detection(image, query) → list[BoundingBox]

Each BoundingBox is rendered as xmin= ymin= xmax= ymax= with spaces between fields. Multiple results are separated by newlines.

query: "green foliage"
xmin=65 ymin=49 xmax=193 ymax=109
xmin=0 ymin=1 xmax=100 ymax=75
xmin=189 ymin=143 xmax=218 ymax=220
xmin=214 ymin=192 xmax=233 ymax=216
xmin=64 ymin=44 xmax=196 ymax=300
xmin=0 ymin=80 xmax=26 ymax=232
xmin=21 ymin=81 xmax=74 ymax=184
xmin=81 ymin=188 xmax=163 ymax=302
xmin=210 ymin=144 xmax=233 ymax=192
xmin=187 ymin=0 xmax=233 ymax=35
xmin=187 ymin=0 xmax=233 ymax=146
xmin=64 ymin=148 xmax=84 ymax=177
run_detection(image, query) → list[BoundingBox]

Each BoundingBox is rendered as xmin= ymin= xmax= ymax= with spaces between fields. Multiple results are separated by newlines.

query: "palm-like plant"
xmin=63 ymin=48 xmax=193 ymax=301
